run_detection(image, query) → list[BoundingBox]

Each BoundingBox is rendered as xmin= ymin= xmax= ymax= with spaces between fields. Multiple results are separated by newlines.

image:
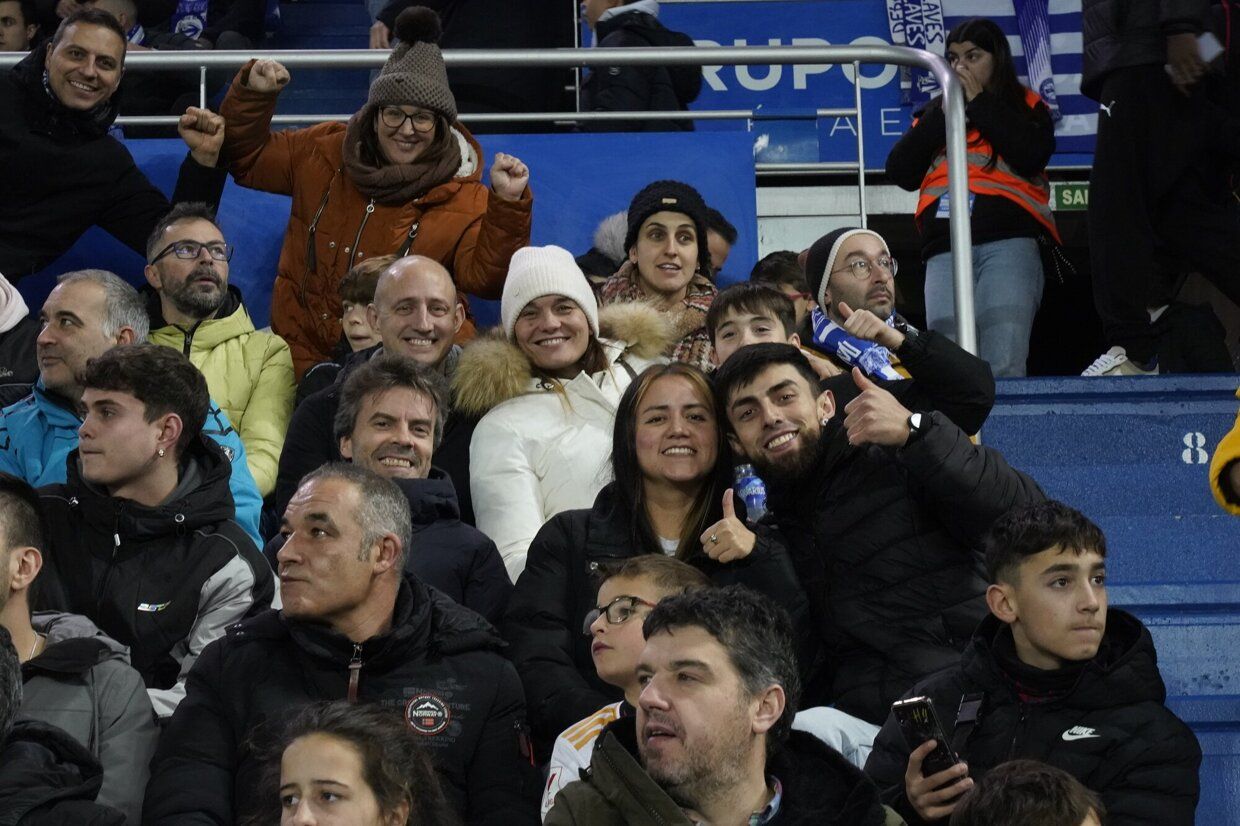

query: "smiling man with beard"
xmin=144 ymin=203 xmax=295 ymax=498
xmin=545 ymin=585 xmax=894 ymax=826
xmin=713 ymin=343 xmax=1045 ymax=728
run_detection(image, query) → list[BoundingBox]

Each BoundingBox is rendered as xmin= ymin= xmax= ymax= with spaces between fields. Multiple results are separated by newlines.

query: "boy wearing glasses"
xmin=143 ymin=202 xmax=295 ymax=498
xmin=540 ymin=555 xmax=709 ymax=821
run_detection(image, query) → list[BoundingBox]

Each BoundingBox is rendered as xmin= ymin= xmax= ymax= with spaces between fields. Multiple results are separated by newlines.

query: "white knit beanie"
xmin=501 ymin=245 xmax=601 ymax=341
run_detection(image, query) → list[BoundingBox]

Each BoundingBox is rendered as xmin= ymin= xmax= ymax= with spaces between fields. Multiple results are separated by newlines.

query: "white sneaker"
xmin=1081 ymin=346 xmax=1160 ymax=377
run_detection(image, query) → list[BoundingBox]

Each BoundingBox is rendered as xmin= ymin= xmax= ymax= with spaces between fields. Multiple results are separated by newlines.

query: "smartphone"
xmin=892 ymin=696 xmax=960 ymax=776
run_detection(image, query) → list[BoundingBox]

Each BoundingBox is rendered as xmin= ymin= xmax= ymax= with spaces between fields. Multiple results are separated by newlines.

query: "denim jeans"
xmin=924 ymin=236 xmax=1044 ymax=378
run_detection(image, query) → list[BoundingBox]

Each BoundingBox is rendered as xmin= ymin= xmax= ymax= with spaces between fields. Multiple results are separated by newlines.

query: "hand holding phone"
xmin=893 ymin=697 xmax=971 ymax=820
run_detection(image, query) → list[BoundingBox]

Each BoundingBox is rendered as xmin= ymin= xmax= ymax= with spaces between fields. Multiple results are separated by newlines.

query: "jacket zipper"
xmin=597 ymin=738 xmax=670 ymax=825
xmin=346 ymin=200 xmax=375 ymax=272
xmin=346 ymin=643 xmax=363 ymax=703
xmin=94 ymin=508 xmax=122 ymax=615
xmin=1006 ymin=704 xmax=1029 ymax=759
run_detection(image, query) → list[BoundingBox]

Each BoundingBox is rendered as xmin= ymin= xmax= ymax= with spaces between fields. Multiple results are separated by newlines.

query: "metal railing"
xmin=0 ymin=45 xmax=979 ymax=354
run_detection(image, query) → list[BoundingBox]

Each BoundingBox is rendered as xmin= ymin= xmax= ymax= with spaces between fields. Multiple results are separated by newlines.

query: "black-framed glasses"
xmin=150 ymin=240 xmax=234 ymax=264
xmin=378 ymin=106 xmax=436 ymax=133
xmin=830 ymin=256 xmax=898 ymax=280
xmin=582 ymin=595 xmax=658 ymax=636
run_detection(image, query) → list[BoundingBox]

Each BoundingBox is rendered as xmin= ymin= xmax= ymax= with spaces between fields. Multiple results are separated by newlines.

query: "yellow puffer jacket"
xmin=148 ymin=287 xmax=294 ymax=496
xmin=1210 ymin=387 xmax=1240 ymax=515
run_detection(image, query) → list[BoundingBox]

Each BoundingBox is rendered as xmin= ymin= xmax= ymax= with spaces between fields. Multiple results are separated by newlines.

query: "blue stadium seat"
xmin=988 ymin=375 xmax=1240 ymax=820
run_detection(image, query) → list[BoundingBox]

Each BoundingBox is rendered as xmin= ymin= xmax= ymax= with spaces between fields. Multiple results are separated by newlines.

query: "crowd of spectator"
xmin=0 ymin=3 xmax=1235 ymax=825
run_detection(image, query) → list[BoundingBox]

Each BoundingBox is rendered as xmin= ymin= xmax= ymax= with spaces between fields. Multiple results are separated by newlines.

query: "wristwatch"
xmin=906 ymin=412 xmax=925 ymax=442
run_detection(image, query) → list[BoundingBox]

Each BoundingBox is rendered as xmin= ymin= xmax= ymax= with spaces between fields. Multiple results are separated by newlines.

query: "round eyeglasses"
xmin=149 ymin=240 xmax=234 ymax=264
xmin=582 ymin=595 xmax=658 ymax=636
xmin=830 ymin=256 xmax=898 ymax=280
xmin=379 ymin=106 xmax=436 ymax=133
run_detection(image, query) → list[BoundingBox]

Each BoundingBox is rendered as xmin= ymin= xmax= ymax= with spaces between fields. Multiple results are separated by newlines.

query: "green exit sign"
xmin=1052 ymin=182 xmax=1090 ymax=211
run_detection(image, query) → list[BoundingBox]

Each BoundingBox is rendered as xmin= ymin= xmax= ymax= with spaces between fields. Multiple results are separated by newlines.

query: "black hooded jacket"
xmin=265 ymin=470 xmax=511 ymax=622
xmin=0 ymin=720 xmax=125 ymax=826
xmin=765 ymin=412 xmax=1045 ymax=724
xmin=546 ymin=718 xmax=889 ymax=826
xmin=34 ymin=436 xmax=274 ymax=705
xmin=503 ymin=481 xmax=815 ymax=758
xmin=0 ymin=49 xmax=225 ymax=280
xmin=581 ymin=10 xmax=702 ymax=131
xmin=865 ymin=610 xmax=1202 ymax=826
xmin=143 ymin=574 xmax=541 ymax=825
xmin=1082 ymin=0 xmax=1211 ymax=100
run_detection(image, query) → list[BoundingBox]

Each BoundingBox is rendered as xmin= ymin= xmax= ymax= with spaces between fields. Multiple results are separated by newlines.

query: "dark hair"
xmin=984 ymin=501 xmax=1107 ymax=585
xmin=595 ymin=554 xmax=712 ymax=594
xmin=145 ymin=202 xmax=221 ymax=262
xmin=612 ymin=363 xmax=731 ymax=560
xmin=340 ymin=255 xmax=396 ymax=305
xmin=644 ymin=585 xmax=800 ymax=752
xmin=79 ymin=344 xmax=209 ymax=457
xmin=712 ymin=343 xmax=820 ymax=429
xmin=334 ymin=353 xmax=447 ymax=448
xmin=360 ymin=109 xmax=456 ymax=171
xmin=0 ymin=473 xmax=44 ymax=555
xmin=944 ymin=18 xmax=1029 ymax=171
xmin=704 ymin=207 xmax=738 ymax=245
xmin=12 ymin=0 xmax=37 ymax=28
xmin=749 ymin=251 xmax=808 ymax=294
xmin=705 ymin=283 xmax=796 ymax=346
xmin=0 ymin=626 xmax=19 ymax=742
xmin=52 ymin=7 xmax=127 ymax=50
xmin=950 ymin=759 xmax=1105 ymax=826
xmin=243 ymin=702 xmax=459 ymax=826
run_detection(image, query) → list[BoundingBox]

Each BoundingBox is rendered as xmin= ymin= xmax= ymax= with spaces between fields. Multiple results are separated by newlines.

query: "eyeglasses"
xmin=830 ymin=256 xmax=898 ymax=280
xmin=582 ymin=595 xmax=658 ymax=636
xmin=379 ymin=106 xmax=436 ymax=133
xmin=149 ymin=240 xmax=234 ymax=264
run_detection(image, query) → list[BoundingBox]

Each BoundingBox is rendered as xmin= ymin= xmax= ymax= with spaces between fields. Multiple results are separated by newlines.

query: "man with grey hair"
xmin=145 ymin=463 xmax=541 ymax=825
xmin=275 ymin=254 xmax=477 ymax=523
xmin=265 ymin=354 xmax=509 ymax=621
xmin=0 ymin=269 xmax=264 ymax=545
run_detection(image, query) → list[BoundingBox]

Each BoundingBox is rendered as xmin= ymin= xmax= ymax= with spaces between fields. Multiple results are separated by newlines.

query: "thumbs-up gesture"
xmin=178 ymin=107 xmax=225 ymax=168
xmin=699 ymin=489 xmax=756 ymax=564
xmin=844 ymin=367 xmax=915 ymax=447
xmin=839 ymin=302 xmax=905 ymax=351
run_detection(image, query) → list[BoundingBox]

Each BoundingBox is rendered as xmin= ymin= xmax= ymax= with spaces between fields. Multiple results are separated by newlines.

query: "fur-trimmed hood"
xmin=452 ymin=302 xmax=672 ymax=418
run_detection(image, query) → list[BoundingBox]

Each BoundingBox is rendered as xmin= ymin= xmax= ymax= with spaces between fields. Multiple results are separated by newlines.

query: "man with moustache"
xmin=144 ymin=203 xmax=295 ymax=498
xmin=713 ymin=344 xmax=1044 ymax=726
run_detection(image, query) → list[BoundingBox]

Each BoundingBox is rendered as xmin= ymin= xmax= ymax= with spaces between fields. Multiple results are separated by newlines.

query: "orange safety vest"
xmin=915 ymin=88 xmax=1061 ymax=243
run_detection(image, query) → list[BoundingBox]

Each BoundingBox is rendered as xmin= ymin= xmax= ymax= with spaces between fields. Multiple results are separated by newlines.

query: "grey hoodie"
xmin=17 ymin=612 xmax=158 ymax=825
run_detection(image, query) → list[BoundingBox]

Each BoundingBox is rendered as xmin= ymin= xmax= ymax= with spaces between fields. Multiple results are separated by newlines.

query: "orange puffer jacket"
xmin=220 ymin=60 xmax=532 ymax=376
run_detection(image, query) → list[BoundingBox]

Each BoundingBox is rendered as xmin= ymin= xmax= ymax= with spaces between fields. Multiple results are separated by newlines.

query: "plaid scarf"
xmin=598 ymin=262 xmax=717 ymax=370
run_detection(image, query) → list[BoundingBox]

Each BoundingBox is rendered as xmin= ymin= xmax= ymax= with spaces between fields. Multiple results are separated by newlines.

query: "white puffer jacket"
xmin=454 ymin=303 xmax=672 ymax=581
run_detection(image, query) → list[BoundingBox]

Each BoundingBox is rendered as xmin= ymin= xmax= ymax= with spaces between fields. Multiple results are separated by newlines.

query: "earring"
xmin=157 ymin=448 xmax=166 ymax=458
xmin=821 ymin=418 xmax=830 ymax=427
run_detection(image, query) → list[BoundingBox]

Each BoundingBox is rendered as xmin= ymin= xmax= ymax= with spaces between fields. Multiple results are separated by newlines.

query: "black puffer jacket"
xmin=503 ymin=482 xmax=814 ymax=758
xmin=865 ymin=610 xmax=1201 ymax=826
xmin=35 ymin=436 xmax=274 ymax=717
xmin=275 ymin=345 xmax=478 ymax=525
xmin=143 ymin=574 xmax=541 ymax=825
xmin=766 ymin=413 xmax=1044 ymax=724
xmin=0 ymin=720 xmax=125 ymax=826
xmin=581 ymin=10 xmax=702 ymax=131
xmin=0 ymin=49 xmax=224 ymax=280
xmin=547 ymin=719 xmax=889 ymax=826
xmin=265 ymin=470 xmax=511 ymax=622
xmin=1082 ymin=0 xmax=1211 ymax=99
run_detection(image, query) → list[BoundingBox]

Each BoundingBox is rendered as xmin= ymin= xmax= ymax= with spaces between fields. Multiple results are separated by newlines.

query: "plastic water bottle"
xmin=733 ymin=464 xmax=767 ymax=523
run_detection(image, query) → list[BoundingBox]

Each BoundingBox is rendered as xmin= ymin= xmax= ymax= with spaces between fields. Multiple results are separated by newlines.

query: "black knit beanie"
xmin=803 ymin=227 xmax=891 ymax=310
xmin=624 ymin=180 xmax=713 ymax=276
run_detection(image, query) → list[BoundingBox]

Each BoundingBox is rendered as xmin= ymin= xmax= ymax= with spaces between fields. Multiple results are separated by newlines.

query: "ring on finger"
xmin=709 ymin=534 xmax=719 ymax=544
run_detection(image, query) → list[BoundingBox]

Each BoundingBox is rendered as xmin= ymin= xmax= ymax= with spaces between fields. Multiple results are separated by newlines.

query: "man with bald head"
xmin=274 ymin=256 xmax=478 ymax=521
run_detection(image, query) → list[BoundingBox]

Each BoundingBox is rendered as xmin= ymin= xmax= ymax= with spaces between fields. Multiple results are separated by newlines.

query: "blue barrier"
xmin=988 ymin=375 xmax=1240 ymax=823
xmin=19 ymin=131 xmax=759 ymax=330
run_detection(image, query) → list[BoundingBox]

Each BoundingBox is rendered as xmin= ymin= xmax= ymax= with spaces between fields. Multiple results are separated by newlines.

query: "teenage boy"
xmin=541 ymin=555 xmax=710 ymax=821
xmin=865 ymin=500 xmax=1201 ymax=825
xmin=949 ymin=759 xmax=1104 ymax=826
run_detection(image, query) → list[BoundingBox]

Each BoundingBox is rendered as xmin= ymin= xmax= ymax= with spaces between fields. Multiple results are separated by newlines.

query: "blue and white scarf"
xmin=1014 ymin=0 xmax=1062 ymax=122
xmin=809 ymin=307 xmax=904 ymax=381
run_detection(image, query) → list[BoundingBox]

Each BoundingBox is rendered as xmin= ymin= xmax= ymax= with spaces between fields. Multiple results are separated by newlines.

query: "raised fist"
xmin=489 ymin=152 xmax=530 ymax=202
xmin=247 ymin=59 xmax=291 ymax=94
xmin=179 ymin=107 xmax=226 ymax=168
